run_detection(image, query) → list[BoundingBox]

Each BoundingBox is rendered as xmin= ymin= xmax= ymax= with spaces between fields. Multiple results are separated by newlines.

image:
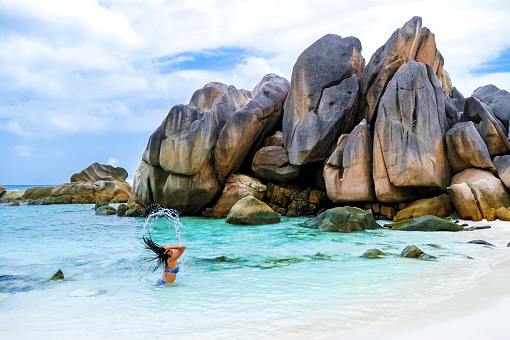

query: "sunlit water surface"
xmin=0 ymin=204 xmax=508 ymax=339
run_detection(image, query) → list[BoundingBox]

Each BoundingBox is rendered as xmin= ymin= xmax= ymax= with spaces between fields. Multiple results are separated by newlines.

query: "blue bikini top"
xmin=165 ymin=267 xmax=179 ymax=274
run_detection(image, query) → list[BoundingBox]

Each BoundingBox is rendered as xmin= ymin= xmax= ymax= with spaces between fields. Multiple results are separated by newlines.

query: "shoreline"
xmin=321 ymin=220 xmax=510 ymax=340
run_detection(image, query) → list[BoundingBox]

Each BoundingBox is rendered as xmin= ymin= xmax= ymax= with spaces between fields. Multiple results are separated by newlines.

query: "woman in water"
xmin=143 ymin=234 xmax=186 ymax=285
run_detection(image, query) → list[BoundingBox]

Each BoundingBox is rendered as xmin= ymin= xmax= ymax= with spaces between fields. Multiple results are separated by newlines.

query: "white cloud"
xmin=1 ymin=0 xmax=510 ymax=140
xmin=107 ymin=157 xmax=119 ymax=167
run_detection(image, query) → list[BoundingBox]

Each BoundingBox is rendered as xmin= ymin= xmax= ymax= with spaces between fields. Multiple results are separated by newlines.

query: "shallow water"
xmin=0 ymin=204 xmax=508 ymax=339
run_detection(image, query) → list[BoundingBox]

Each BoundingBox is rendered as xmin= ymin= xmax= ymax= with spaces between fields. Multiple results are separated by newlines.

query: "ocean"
xmin=0 ymin=202 xmax=508 ymax=339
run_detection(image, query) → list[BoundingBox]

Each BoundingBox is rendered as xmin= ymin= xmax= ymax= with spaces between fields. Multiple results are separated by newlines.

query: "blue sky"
xmin=1 ymin=0 xmax=510 ymax=185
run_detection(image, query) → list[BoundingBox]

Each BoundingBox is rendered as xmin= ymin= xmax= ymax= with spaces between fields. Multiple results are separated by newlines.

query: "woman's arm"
xmin=162 ymin=244 xmax=185 ymax=250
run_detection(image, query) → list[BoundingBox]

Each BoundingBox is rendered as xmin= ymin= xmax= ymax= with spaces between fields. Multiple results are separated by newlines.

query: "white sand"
xmin=321 ymin=220 xmax=510 ymax=340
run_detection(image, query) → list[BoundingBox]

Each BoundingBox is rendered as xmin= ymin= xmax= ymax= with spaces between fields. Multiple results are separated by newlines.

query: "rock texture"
xmin=225 ymin=196 xmax=281 ymax=225
xmin=401 ymin=245 xmax=425 ymax=258
xmin=393 ymin=194 xmax=453 ymax=221
xmin=463 ymin=97 xmax=510 ymax=155
xmin=493 ymin=155 xmax=510 ymax=190
xmin=0 ymin=186 xmax=6 ymax=198
xmin=447 ymin=182 xmax=483 ymax=221
xmin=450 ymin=168 xmax=510 ymax=219
xmin=389 ymin=215 xmax=463 ymax=231
xmin=22 ymin=187 xmax=54 ymax=200
xmin=265 ymin=182 xmax=325 ymax=217
xmin=208 ymin=174 xmax=267 ymax=218
xmin=283 ymin=34 xmax=364 ymax=165
xmin=473 ymin=84 xmax=510 ymax=134
xmin=300 ymin=207 xmax=380 ymax=232
xmin=71 ymin=163 xmax=128 ymax=183
xmin=324 ymin=119 xmax=374 ymax=202
xmin=42 ymin=180 xmax=131 ymax=205
xmin=359 ymin=16 xmax=444 ymax=126
xmin=445 ymin=121 xmax=495 ymax=173
xmin=252 ymin=146 xmax=299 ymax=183
xmin=361 ymin=249 xmax=385 ymax=259
xmin=95 ymin=205 xmax=117 ymax=216
xmin=373 ymin=61 xmax=450 ymax=202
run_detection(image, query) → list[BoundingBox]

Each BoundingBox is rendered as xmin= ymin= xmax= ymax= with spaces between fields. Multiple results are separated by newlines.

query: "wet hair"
xmin=142 ymin=232 xmax=169 ymax=272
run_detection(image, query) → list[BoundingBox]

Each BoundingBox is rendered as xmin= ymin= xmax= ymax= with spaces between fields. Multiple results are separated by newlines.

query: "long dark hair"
xmin=142 ymin=232 xmax=169 ymax=272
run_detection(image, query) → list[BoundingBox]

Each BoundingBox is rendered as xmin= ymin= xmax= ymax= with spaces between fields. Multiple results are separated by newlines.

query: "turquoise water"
xmin=0 ymin=203 xmax=508 ymax=339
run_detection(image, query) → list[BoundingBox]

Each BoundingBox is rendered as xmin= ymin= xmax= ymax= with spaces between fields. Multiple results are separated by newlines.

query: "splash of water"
xmin=141 ymin=207 xmax=185 ymax=245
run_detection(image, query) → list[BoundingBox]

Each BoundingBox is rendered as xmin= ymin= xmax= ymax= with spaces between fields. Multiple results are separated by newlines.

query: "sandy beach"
xmin=323 ymin=221 xmax=510 ymax=340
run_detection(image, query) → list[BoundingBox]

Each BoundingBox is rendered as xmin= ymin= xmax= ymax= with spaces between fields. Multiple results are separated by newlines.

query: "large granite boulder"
xmin=493 ymin=155 xmax=510 ymax=189
xmin=450 ymin=168 xmax=510 ymax=219
xmin=324 ymin=119 xmax=374 ymax=202
xmin=463 ymin=97 xmax=510 ymax=155
xmin=22 ymin=186 xmax=54 ymax=200
xmin=225 ymin=196 xmax=281 ymax=225
xmin=130 ymin=74 xmax=290 ymax=214
xmin=1 ymin=189 xmax=25 ymax=202
xmin=447 ymin=182 xmax=483 ymax=221
xmin=0 ymin=186 xmax=6 ymax=198
xmin=71 ymin=163 xmax=128 ymax=183
xmin=473 ymin=84 xmax=510 ymax=134
xmin=373 ymin=61 xmax=450 ymax=202
xmin=209 ymin=174 xmax=267 ymax=218
xmin=252 ymin=146 xmax=299 ymax=183
xmin=300 ymin=206 xmax=380 ymax=232
xmin=282 ymin=34 xmax=364 ymax=165
xmin=215 ymin=74 xmax=290 ymax=182
xmin=359 ymin=16 xmax=445 ymax=126
xmin=389 ymin=215 xmax=463 ymax=231
xmin=42 ymin=180 xmax=131 ymax=205
xmin=393 ymin=194 xmax=453 ymax=221
xmin=445 ymin=121 xmax=495 ymax=173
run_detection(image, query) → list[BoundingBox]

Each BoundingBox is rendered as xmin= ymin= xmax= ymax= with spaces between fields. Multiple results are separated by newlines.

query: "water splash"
xmin=141 ymin=206 xmax=187 ymax=269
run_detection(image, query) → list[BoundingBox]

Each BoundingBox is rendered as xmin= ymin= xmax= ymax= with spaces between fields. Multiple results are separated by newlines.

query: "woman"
xmin=143 ymin=234 xmax=186 ymax=285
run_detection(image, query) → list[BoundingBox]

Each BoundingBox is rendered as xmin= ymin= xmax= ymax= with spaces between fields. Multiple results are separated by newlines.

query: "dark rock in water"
xmin=116 ymin=203 xmax=128 ymax=217
xmin=51 ymin=269 xmax=64 ymax=281
xmin=361 ymin=249 xmax=385 ymax=259
xmin=468 ymin=240 xmax=495 ymax=247
xmin=507 ymin=242 xmax=510 ymax=247
xmin=226 ymin=196 xmax=281 ymax=225
xmin=95 ymin=199 xmax=108 ymax=210
xmin=300 ymin=206 xmax=380 ymax=232
xmin=95 ymin=205 xmax=117 ymax=216
xmin=125 ymin=203 xmax=146 ymax=217
xmin=401 ymin=245 xmax=425 ymax=258
xmin=388 ymin=215 xmax=463 ymax=231
xmin=426 ymin=243 xmax=442 ymax=249
xmin=418 ymin=253 xmax=437 ymax=260
xmin=9 ymin=201 xmax=20 ymax=206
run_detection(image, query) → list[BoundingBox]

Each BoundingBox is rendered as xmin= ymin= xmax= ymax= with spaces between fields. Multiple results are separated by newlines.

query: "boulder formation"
xmin=129 ymin=74 xmax=289 ymax=214
xmin=388 ymin=215 xmax=463 ymax=231
xmin=373 ymin=61 xmax=450 ymax=202
xmin=123 ymin=16 xmax=510 ymax=221
xmin=282 ymin=34 xmax=364 ymax=165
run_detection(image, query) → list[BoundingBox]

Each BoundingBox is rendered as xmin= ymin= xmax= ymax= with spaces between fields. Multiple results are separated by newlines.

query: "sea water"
xmin=0 ymin=203 xmax=508 ymax=339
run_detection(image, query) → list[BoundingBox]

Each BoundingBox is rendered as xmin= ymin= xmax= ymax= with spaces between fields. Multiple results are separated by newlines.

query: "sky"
xmin=1 ymin=0 xmax=510 ymax=185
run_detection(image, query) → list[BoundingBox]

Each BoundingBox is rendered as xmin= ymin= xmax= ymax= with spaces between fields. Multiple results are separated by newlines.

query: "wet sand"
xmin=321 ymin=220 xmax=510 ymax=340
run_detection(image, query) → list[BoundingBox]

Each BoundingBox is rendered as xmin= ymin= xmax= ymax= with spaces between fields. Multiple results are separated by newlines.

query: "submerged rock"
xmin=50 ymin=269 xmax=64 ymax=281
xmin=388 ymin=215 xmax=463 ymax=231
xmin=361 ymin=249 xmax=385 ymax=259
xmin=95 ymin=205 xmax=117 ymax=216
xmin=468 ymin=240 xmax=495 ymax=247
xmin=300 ymin=206 xmax=380 ymax=232
xmin=116 ymin=203 xmax=128 ymax=217
xmin=125 ymin=203 xmax=146 ymax=217
xmin=401 ymin=245 xmax=425 ymax=258
xmin=225 ymin=196 xmax=281 ymax=225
